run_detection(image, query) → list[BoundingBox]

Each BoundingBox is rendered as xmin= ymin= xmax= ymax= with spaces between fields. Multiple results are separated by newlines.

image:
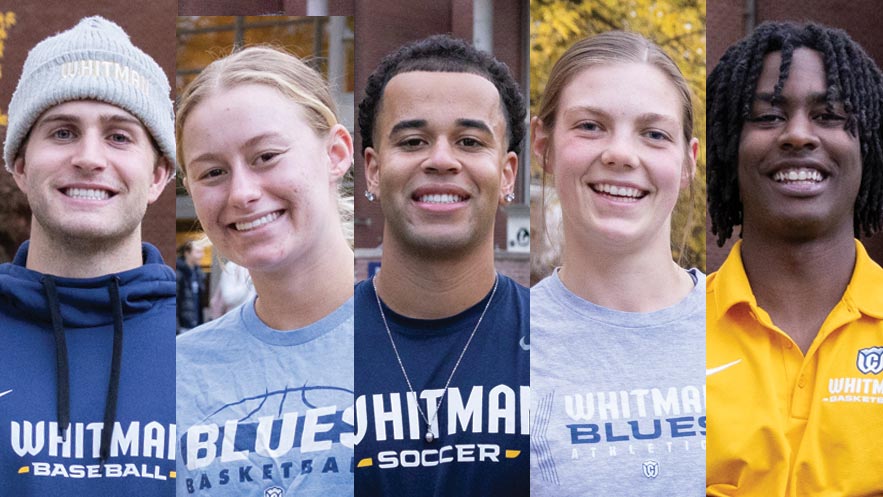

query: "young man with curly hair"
xmin=354 ymin=35 xmax=529 ymax=496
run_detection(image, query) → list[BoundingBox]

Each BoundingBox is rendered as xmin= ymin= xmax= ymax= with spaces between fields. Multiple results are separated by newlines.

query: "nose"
xmin=422 ymin=140 xmax=462 ymax=174
xmin=778 ymin=114 xmax=820 ymax=151
xmin=71 ymin=132 xmax=107 ymax=173
xmin=599 ymin=132 xmax=638 ymax=169
xmin=227 ymin=165 xmax=262 ymax=208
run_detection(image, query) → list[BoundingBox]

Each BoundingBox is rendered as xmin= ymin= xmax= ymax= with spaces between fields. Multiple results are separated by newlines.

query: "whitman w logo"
xmin=264 ymin=486 xmax=284 ymax=497
xmin=857 ymin=347 xmax=883 ymax=375
xmin=642 ymin=460 xmax=660 ymax=479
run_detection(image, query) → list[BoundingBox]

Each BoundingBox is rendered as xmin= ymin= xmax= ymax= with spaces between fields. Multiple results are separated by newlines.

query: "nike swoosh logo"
xmin=519 ymin=337 xmax=530 ymax=351
xmin=0 ymin=389 xmax=12 ymax=399
xmin=706 ymin=359 xmax=742 ymax=376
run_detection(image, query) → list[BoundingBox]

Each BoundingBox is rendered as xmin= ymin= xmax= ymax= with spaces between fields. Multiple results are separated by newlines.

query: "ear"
xmin=147 ymin=157 xmax=173 ymax=204
xmin=682 ymin=137 xmax=699 ymax=189
xmin=531 ymin=117 xmax=552 ymax=174
xmin=12 ymin=156 xmax=29 ymax=194
xmin=325 ymin=124 xmax=354 ymax=181
xmin=498 ymin=151 xmax=518 ymax=205
xmin=364 ymin=146 xmax=381 ymax=198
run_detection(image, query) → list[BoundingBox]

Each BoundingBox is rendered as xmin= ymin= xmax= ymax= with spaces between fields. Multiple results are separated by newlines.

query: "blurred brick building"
xmin=179 ymin=0 xmax=352 ymax=16
xmin=706 ymin=0 xmax=883 ymax=271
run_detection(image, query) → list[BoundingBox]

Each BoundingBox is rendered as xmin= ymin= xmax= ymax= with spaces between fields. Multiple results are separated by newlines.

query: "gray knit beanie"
xmin=3 ymin=16 xmax=175 ymax=174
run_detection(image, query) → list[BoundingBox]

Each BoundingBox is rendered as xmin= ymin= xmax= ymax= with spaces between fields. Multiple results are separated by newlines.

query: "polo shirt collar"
xmin=846 ymin=240 xmax=883 ymax=319
xmin=712 ymin=240 xmax=757 ymax=318
xmin=714 ymin=239 xmax=883 ymax=320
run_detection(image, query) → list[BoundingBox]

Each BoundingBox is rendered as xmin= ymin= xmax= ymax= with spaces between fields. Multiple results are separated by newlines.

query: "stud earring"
xmin=504 ymin=192 xmax=516 ymax=202
xmin=364 ymin=190 xmax=376 ymax=202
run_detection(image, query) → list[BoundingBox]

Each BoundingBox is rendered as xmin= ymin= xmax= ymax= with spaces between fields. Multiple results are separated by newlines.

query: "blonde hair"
xmin=176 ymin=45 xmax=353 ymax=244
xmin=535 ymin=31 xmax=696 ymax=273
xmin=536 ymin=31 xmax=694 ymax=146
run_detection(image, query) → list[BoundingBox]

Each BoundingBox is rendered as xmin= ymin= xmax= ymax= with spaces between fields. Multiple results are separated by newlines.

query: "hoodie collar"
xmin=1 ymin=241 xmax=175 ymax=328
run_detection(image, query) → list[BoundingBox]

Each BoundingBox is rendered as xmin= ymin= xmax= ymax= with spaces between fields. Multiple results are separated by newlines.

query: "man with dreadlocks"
xmin=706 ymin=21 xmax=883 ymax=496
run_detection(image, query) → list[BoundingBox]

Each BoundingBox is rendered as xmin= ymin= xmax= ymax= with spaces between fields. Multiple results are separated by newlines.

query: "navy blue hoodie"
xmin=0 ymin=242 xmax=176 ymax=496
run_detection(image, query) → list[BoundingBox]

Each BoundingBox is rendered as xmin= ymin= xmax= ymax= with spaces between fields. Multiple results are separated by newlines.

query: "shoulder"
xmin=177 ymin=304 xmax=247 ymax=351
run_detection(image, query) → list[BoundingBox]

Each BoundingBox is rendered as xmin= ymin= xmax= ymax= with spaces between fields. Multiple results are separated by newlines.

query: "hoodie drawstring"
xmin=41 ymin=275 xmax=125 ymax=465
xmin=41 ymin=276 xmax=70 ymax=441
xmin=100 ymin=276 xmax=124 ymax=464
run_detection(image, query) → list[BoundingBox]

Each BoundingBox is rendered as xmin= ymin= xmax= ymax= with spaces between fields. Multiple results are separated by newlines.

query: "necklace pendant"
xmin=425 ymin=430 xmax=435 ymax=443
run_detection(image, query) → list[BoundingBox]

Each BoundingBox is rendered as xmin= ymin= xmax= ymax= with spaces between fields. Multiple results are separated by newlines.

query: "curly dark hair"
xmin=707 ymin=21 xmax=883 ymax=246
xmin=358 ymin=34 xmax=526 ymax=155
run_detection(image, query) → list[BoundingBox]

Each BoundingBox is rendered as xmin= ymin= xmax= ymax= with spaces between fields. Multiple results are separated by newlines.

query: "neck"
xmin=250 ymin=232 xmax=354 ymax=331
xmin=375 ymin=231 xmax=497 ymax=319
xmin=25 ymin=222 xmax=145 ymax=278
xmin=740 ymin=229 xmax=856 ymax=320
xmin=559 ymin=227 xmax=692 ymax=312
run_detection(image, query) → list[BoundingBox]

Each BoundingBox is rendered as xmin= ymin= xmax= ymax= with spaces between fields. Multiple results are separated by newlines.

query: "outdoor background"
xmin=529 ymin=0 xmax=707 ymax=284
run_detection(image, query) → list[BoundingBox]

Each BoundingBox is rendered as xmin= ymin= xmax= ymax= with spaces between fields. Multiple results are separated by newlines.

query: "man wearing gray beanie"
xmin=0 ymin=16 xmax=175 ymax=496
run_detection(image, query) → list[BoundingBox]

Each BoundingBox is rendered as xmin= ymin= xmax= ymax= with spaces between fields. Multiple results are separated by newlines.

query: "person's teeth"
xmin=595 ymin=184 xmax=642 ymax=198
xmin=235 ymin=211 xmax=281 ymax=231
xmin=419 ymin=193 xmax=463 ymax=203
xmin=773 ymin=168 xmax=823 ymax=183
xmin=65 ymin=188 xmax=110 ymax=200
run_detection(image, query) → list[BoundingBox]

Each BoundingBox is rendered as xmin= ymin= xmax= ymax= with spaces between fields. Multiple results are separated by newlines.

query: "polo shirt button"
xmin=798 ymin=375 xmax=807 ymax=388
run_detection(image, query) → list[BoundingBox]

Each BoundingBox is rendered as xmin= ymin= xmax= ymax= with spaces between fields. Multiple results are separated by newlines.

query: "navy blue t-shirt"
xmin=354 ymin=274 xmax=529 ymax=497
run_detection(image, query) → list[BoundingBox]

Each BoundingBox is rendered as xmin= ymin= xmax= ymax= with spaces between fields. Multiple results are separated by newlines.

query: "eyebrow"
xmin=634 ymin=113 xmax=679 ymax=129
xmin=388 ymin=118 xmax=495 ymax=138
xmin=389 ymin=119 xmax=428 ymax=137
xmin=186 ymin=151 xmax=222 ymax=167
xmin=455 ymin=118 xmax=493 ymax=135
xmin=187 ymin=133 xmax=288 ymax=167
xmin=563 ymin=105 xmax=679 ymax=128
xmin=242 ymin=132 xmax=287 ymax=149
xmin=35 ymin=113 xmax=144 ymax=129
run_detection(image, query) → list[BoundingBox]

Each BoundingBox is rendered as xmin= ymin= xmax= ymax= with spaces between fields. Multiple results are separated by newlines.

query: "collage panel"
xmin=529 ymin=1 xmax=707 ymax=495
xmin=2 ymin=1 xmax=880 ymax=497
xmin=705 ymin=0 xmax=883 ymax=495
xmin=351 ymin=0 xmax=530 ymax=495
xmin=0 ymin=1 xmax=178 ymax=495
xmin=174 ymin=14 xmax=356 ymax=497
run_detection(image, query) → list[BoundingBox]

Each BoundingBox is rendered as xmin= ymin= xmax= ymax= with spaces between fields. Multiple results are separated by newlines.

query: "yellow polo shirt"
xmin=707 ymin=240 xmax=883 ymax=497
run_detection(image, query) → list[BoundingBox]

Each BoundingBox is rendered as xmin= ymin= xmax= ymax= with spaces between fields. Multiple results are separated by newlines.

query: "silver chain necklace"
xmin=372 ymin=274 xmax=499 ymax=444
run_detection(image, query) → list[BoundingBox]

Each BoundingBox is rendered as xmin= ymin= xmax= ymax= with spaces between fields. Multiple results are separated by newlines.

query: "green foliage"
xmin=530 ymin=0 xmax=706 ymax=274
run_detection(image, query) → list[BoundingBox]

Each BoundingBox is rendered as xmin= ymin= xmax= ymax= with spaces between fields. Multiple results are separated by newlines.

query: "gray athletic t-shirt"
xmin=530 ymin=269 xmax=705 ymax=496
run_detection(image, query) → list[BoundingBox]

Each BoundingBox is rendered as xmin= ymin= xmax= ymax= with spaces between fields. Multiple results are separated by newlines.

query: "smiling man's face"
xmin=737 ymin=48 xmax=862 ymax=242
xmin=365 ymin=71 xmax=517 ymax=258
xmin=13 ymin=100 xmax=167 ymax=247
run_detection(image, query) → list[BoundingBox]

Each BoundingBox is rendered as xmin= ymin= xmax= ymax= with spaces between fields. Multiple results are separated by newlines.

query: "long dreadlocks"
xmin=707 ymin=22 xmax=883 ymax=246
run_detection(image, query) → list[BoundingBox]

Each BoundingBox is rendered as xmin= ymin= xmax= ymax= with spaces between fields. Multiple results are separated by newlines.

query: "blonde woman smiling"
xmin=529 ymin=31 xmax=705 ymax=495
xmin=175 ymin=46 xmax=354 ymax=497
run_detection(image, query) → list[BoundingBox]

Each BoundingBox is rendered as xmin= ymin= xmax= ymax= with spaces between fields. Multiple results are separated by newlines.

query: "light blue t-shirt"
xmin=176 ymin=296 xmax=354 ymax=497
xmin=530 ymin=269 xmax=705 ymax=496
